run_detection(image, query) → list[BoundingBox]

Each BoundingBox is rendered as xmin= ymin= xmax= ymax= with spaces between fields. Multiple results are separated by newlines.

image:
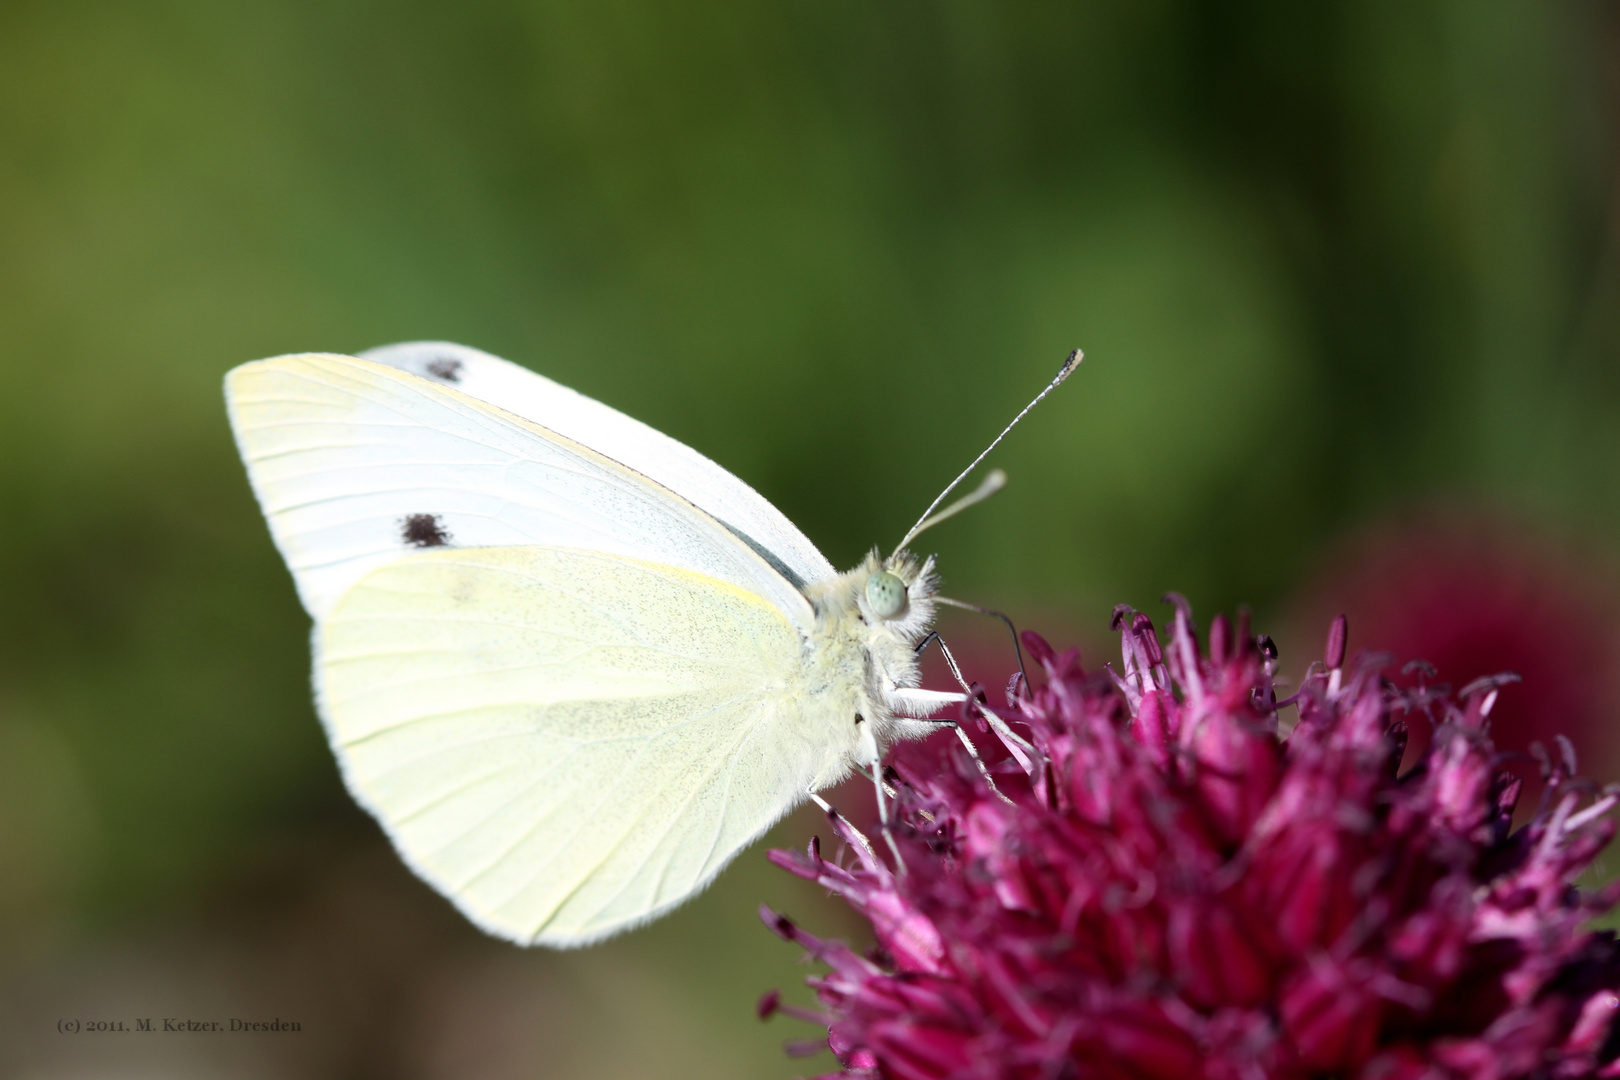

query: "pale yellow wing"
xmin=315 ymin=544 xmax=840 ymax=946
xmin=224 ymin=353 xmax=814 ymax=630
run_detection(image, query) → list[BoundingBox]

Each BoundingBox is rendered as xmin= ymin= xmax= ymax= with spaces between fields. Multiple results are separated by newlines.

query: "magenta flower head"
xmin=1295 ymin=513 xmax=1620 ymax=792
xmin=760 ymin=601 xmax=1620 ymax=1079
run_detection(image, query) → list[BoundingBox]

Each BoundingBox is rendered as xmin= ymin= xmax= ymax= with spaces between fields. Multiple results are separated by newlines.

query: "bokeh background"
xmin=2 ymin=2 xmax=1619 ymax=1077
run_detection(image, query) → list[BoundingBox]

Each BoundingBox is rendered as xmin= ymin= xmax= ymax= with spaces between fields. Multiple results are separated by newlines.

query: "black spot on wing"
xmin=402 ymin=513 xmax=452 ymax=548
xmin=423 ymin=356 xmax=464 ymax=383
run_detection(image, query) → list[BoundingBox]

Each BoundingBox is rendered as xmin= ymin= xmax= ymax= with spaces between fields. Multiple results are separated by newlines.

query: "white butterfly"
xmin=224 ymin=342 xmax=1075 ymax=946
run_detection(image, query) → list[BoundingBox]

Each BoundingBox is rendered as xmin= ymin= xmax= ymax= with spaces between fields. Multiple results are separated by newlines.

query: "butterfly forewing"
xmin=225 ymin=354 xmax=814 ymax=628
xmin=360 ymin=341 xmax=835 ymax=590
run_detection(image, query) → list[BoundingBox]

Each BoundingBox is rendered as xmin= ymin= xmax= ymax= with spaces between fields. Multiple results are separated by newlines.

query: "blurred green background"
xmin=2 ymin=2 xmax=1618 ymax=1077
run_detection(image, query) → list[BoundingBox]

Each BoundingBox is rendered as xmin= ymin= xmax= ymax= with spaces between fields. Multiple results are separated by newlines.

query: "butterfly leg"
xmin=927 ymin=598 xmax=1031 ymax=697
xmin=912 ymin=632 xmax=1016 ymax=805
xmin=855 ymin=718 xmax=907 ymax=873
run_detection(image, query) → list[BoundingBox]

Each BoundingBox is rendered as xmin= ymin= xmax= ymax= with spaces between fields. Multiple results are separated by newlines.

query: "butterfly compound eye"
xmin=865 ymin=570 xmax=908 ymax=620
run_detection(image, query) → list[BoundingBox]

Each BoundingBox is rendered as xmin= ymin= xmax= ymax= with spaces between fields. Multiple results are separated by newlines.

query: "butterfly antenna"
xmin=903 ymin=469 xmax=1006 ymax=541
xmin=891 ymin=348 xmax=1082 ymax=558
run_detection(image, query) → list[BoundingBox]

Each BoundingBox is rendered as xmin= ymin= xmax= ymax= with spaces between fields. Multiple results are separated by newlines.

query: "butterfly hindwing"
xmin=317 ymin=544 xmax=843 ymax=945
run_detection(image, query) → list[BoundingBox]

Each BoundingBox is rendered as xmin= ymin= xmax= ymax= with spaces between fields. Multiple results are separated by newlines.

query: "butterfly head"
xmin=854 ymin=549 xmax=938 ymax=645
xmin=865 ymin=568 xmax=907 ymax=619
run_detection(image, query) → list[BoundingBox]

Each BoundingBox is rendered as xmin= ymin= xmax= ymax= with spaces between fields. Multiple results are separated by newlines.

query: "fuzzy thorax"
xmin=796 ymin=549 xmax=940 ymax=766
